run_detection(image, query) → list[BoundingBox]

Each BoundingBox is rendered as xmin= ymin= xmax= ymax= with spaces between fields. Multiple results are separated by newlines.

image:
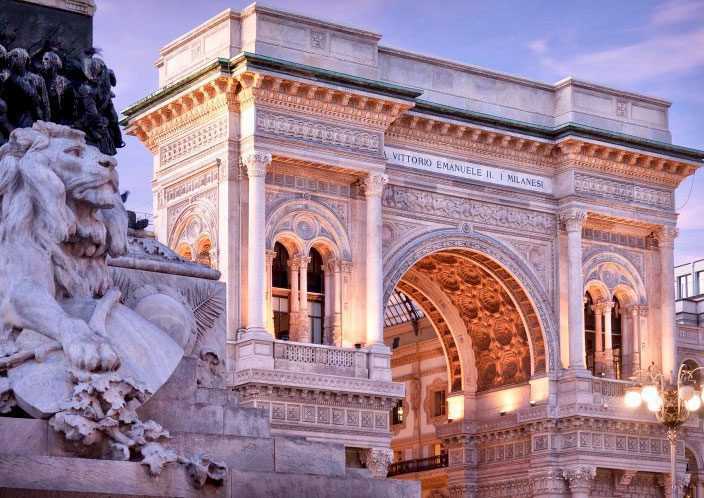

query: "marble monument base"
xmin=0 ymin=358 xmax=419 ymax=498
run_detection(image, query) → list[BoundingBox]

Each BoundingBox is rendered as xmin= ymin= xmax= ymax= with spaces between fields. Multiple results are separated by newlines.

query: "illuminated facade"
xmin=123 ymin=4 xmax=704 ymax=496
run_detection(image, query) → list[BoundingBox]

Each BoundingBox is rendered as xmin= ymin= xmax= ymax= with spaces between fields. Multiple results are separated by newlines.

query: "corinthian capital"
xmin=559 ymin=208 xmax=587 ymax=233
xmin=241 ymin=151 xmax=272 ymax=177
xmin=562 ymin=465 xmax=596 ymax=492
xmin=361 ymin=173 xmax=388 ymax=198
xmin=658 ymin=225 xmax=679 ymax=248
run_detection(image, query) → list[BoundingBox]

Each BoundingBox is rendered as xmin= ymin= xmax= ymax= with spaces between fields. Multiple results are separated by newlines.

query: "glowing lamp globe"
xmin=647 ymin=396 xmax=663 ymax=413
xmin=624 ymin=389 xmax=642 ymax=409
xmin=686 ymin=396 xmax=702 ymax=412
xmin=641 ymin=385 xmax=659 ymax=404
xmin=678 ymin=384 xmax=695 ymax=401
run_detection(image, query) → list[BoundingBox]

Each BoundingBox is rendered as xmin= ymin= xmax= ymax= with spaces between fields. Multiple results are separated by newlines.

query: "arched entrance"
xmin=382 ymin=229 xmax=554 ymax=493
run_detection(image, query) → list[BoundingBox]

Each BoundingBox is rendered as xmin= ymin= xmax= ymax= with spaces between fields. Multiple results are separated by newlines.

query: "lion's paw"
xmin=62 ymin=323 xmax=121 ymax=372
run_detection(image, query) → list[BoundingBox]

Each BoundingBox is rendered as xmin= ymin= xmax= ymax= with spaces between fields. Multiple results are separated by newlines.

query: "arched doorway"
xmin=382 ymin=234 xmax=552 ymax=494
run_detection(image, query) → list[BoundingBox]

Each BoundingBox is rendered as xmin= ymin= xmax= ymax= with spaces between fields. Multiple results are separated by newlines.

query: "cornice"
xmin=387 ymin=112 xmax=696 ymax=188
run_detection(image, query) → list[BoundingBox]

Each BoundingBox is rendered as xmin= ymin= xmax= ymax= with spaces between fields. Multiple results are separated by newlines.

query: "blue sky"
xmin=96 ymin=0 xmax=704 ymax=264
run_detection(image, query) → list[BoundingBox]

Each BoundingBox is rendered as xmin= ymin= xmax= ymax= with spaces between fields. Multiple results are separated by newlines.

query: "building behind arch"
xmin=123 ymin=4 xmax=704 ymax=497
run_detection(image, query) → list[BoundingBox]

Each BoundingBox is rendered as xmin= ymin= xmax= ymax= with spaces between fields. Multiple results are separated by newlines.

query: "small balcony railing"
xmin=272 ymin=340 xmax=369 ymax=378
xmin=387 ymin=454 xmax=448 ymax=477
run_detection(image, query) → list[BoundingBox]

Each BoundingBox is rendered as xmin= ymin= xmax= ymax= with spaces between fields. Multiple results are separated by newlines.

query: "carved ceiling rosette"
xmin=409 ymin=251 xmax=537 ymax=391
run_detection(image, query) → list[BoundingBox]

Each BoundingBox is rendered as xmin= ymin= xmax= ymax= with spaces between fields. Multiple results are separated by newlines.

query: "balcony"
xmin=229 ymin=334 xmax=404 ymax=448
xmin=387 ymin=454 xmax=448 ymax=477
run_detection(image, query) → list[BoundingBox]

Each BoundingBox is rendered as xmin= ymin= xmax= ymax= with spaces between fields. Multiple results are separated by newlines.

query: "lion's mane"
xmin=0 ymin=121 xmax=127 ymax=299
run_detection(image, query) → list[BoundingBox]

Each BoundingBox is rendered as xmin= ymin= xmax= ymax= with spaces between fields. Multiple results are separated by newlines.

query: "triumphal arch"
xmin=123 ymin=4 xmax=704 ymax=497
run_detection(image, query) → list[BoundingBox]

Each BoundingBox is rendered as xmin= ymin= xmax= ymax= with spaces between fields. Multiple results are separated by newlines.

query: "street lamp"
xmin=624 ymin=363 xmax=702 ymax=497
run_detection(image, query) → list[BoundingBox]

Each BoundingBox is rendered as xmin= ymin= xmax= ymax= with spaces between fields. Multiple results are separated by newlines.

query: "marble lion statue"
xmin=0 ymin=121 xmax=128 ymax=371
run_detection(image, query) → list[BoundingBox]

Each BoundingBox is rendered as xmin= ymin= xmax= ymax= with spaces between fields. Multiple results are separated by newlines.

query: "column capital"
xmin=324 ymin=258 xmax=340 ymax=273
xmin=562 ymin=465 xmax=596 ymax=493
xmin=360 ymin=447 xmax=392 ymax=479
xmin=287 ymin=258 xmax=301 ymax=271
xmin=559 ymin=208 xmax=588 ymax=233
xmin=241 ymin=151 xmax=272 ymax=177
xmin=658 ymin=225 xmax=679 ymax=248
xmin=592 ymin=300 xmax=606 ymax=314
xmin=361 ymin=173 xmax=388 ymax=198
xmin=265 ymin=249 xmax=276 ymax=262
xmin=340 ymin=261 xmax=353 ymax=273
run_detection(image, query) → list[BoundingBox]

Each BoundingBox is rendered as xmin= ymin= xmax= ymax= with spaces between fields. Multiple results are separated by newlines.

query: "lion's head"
xmin=0 ymin=121 xmax=128 ymax=298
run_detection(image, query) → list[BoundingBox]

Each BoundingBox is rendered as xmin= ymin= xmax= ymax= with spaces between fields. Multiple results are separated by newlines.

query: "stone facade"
xmin=121 ymin=4 xmax=704 ymax=497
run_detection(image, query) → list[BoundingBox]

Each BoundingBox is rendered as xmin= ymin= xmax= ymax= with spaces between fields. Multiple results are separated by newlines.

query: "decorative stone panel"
xmin=575 ymin=172 xmax=674 ymax=209
xmin=383 ymin=184 xmax=556 ymax=235
xmin=256 ymin=111 xmax=382 ymax=154
xmin=160 ymin=117 xmax=228 ymax=167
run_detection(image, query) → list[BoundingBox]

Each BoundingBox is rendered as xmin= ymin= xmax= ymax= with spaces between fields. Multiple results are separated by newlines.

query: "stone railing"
xmin=272 ymin=341 xmax=369 ymax=378
xmin=592 ymin=376 xmax=634 ymax=398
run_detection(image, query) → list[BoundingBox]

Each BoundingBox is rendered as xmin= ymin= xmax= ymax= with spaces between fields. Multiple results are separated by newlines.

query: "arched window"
xmin=272 ymin=242 xmax=290 ymax=289
xmin=584 ymin=292 xmax=596 ymax=374
xmin=308 ymin=248 xmax=325 ymax=344
xmin=611 ymin=296 xmax=622 ymax=379
xmin=272 ymin=242 xmax=291 ymax=341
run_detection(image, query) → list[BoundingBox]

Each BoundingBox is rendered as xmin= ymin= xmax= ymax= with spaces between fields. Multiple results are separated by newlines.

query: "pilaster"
xmin=659 ymin=225 xmax=678 ymax=381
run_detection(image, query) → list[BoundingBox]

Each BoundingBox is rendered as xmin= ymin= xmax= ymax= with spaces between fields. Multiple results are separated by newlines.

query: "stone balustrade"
xmin=272 ymin=341 xmax=369 ymax=378
xmin=228 ymin=335 xmax=403 ymax=450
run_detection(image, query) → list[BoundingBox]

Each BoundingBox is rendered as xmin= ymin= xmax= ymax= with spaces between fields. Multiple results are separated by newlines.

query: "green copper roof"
xmin=121 ymin=53 xmax=704 ymax=162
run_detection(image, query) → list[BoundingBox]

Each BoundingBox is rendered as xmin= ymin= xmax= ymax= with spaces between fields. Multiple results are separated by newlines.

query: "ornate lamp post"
xmin=624 ymin=363 xmax=701 ymax=497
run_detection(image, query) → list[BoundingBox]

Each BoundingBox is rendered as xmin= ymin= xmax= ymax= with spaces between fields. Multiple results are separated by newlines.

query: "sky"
xmin=94 ymin=0 xmax=704 ymax=265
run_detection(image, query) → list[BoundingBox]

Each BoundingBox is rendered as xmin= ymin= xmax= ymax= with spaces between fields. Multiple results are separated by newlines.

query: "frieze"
xmin=163 ymin=167 xmax=219 ymax=206
xmin=582 ymin=227 xmax=649 ymax=250
xmin=269 ymin=170 xmax=351 ymax=197
xmin=160 ymin=117 xmax=228 ymax=167
xmin=256 ymin=110 xmax=382 ymax=154
xmin=575 ymin=172 xmax=674 ymax=209
xmin=383 ymin=184 xmax=556 ymax=235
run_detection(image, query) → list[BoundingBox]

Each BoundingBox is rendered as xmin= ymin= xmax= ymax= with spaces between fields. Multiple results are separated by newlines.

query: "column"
xmin=288 ymin=257 xmax=301 ymax=341
xmin=603 ymin=301 xmax=614 ymax=377
xmin=242 ymin=151 xmax=272 ymax=338
xmin=298 ymin=256 xmax=310 ymax=342
xmin=560 ymin=208 xmax=588 ymax=371
xmin=630 ymin=304 xmax=641 ymax=376
xmin=265 ymin=249 xmax=276 ymax=334
xmin=593 ymin=301 xmax=604 ymax=372
xmin=638 ymin=305 xmax=649 ymax=377
xmin=323 ymin=259 xmax=342 ymax=346
xmin=660 ymin=226 xmax=678 ymax=382
xmin=562 ymin=465 xmax=596 ymax=498
xmin=362 ymin=173 xmax=388 ymax=346
xmin=332 ymin=261 xmax=342 ymax=346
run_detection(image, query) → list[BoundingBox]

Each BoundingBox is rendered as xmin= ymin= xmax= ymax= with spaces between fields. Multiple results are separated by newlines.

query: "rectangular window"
xmin=309 ymin=300 xmax=323 ymax=344
xmin=433 ymin=443 xmax=443 ymax=456
xmin=678 ymin=275 xmax=691 ymax=299
xmin=697 ymin=271 xmax=704 ymax=296
xmin=273 ymin=296 xmax=289 ymax=340
xmin=433 ymin=390 xmax=446 ymax=417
